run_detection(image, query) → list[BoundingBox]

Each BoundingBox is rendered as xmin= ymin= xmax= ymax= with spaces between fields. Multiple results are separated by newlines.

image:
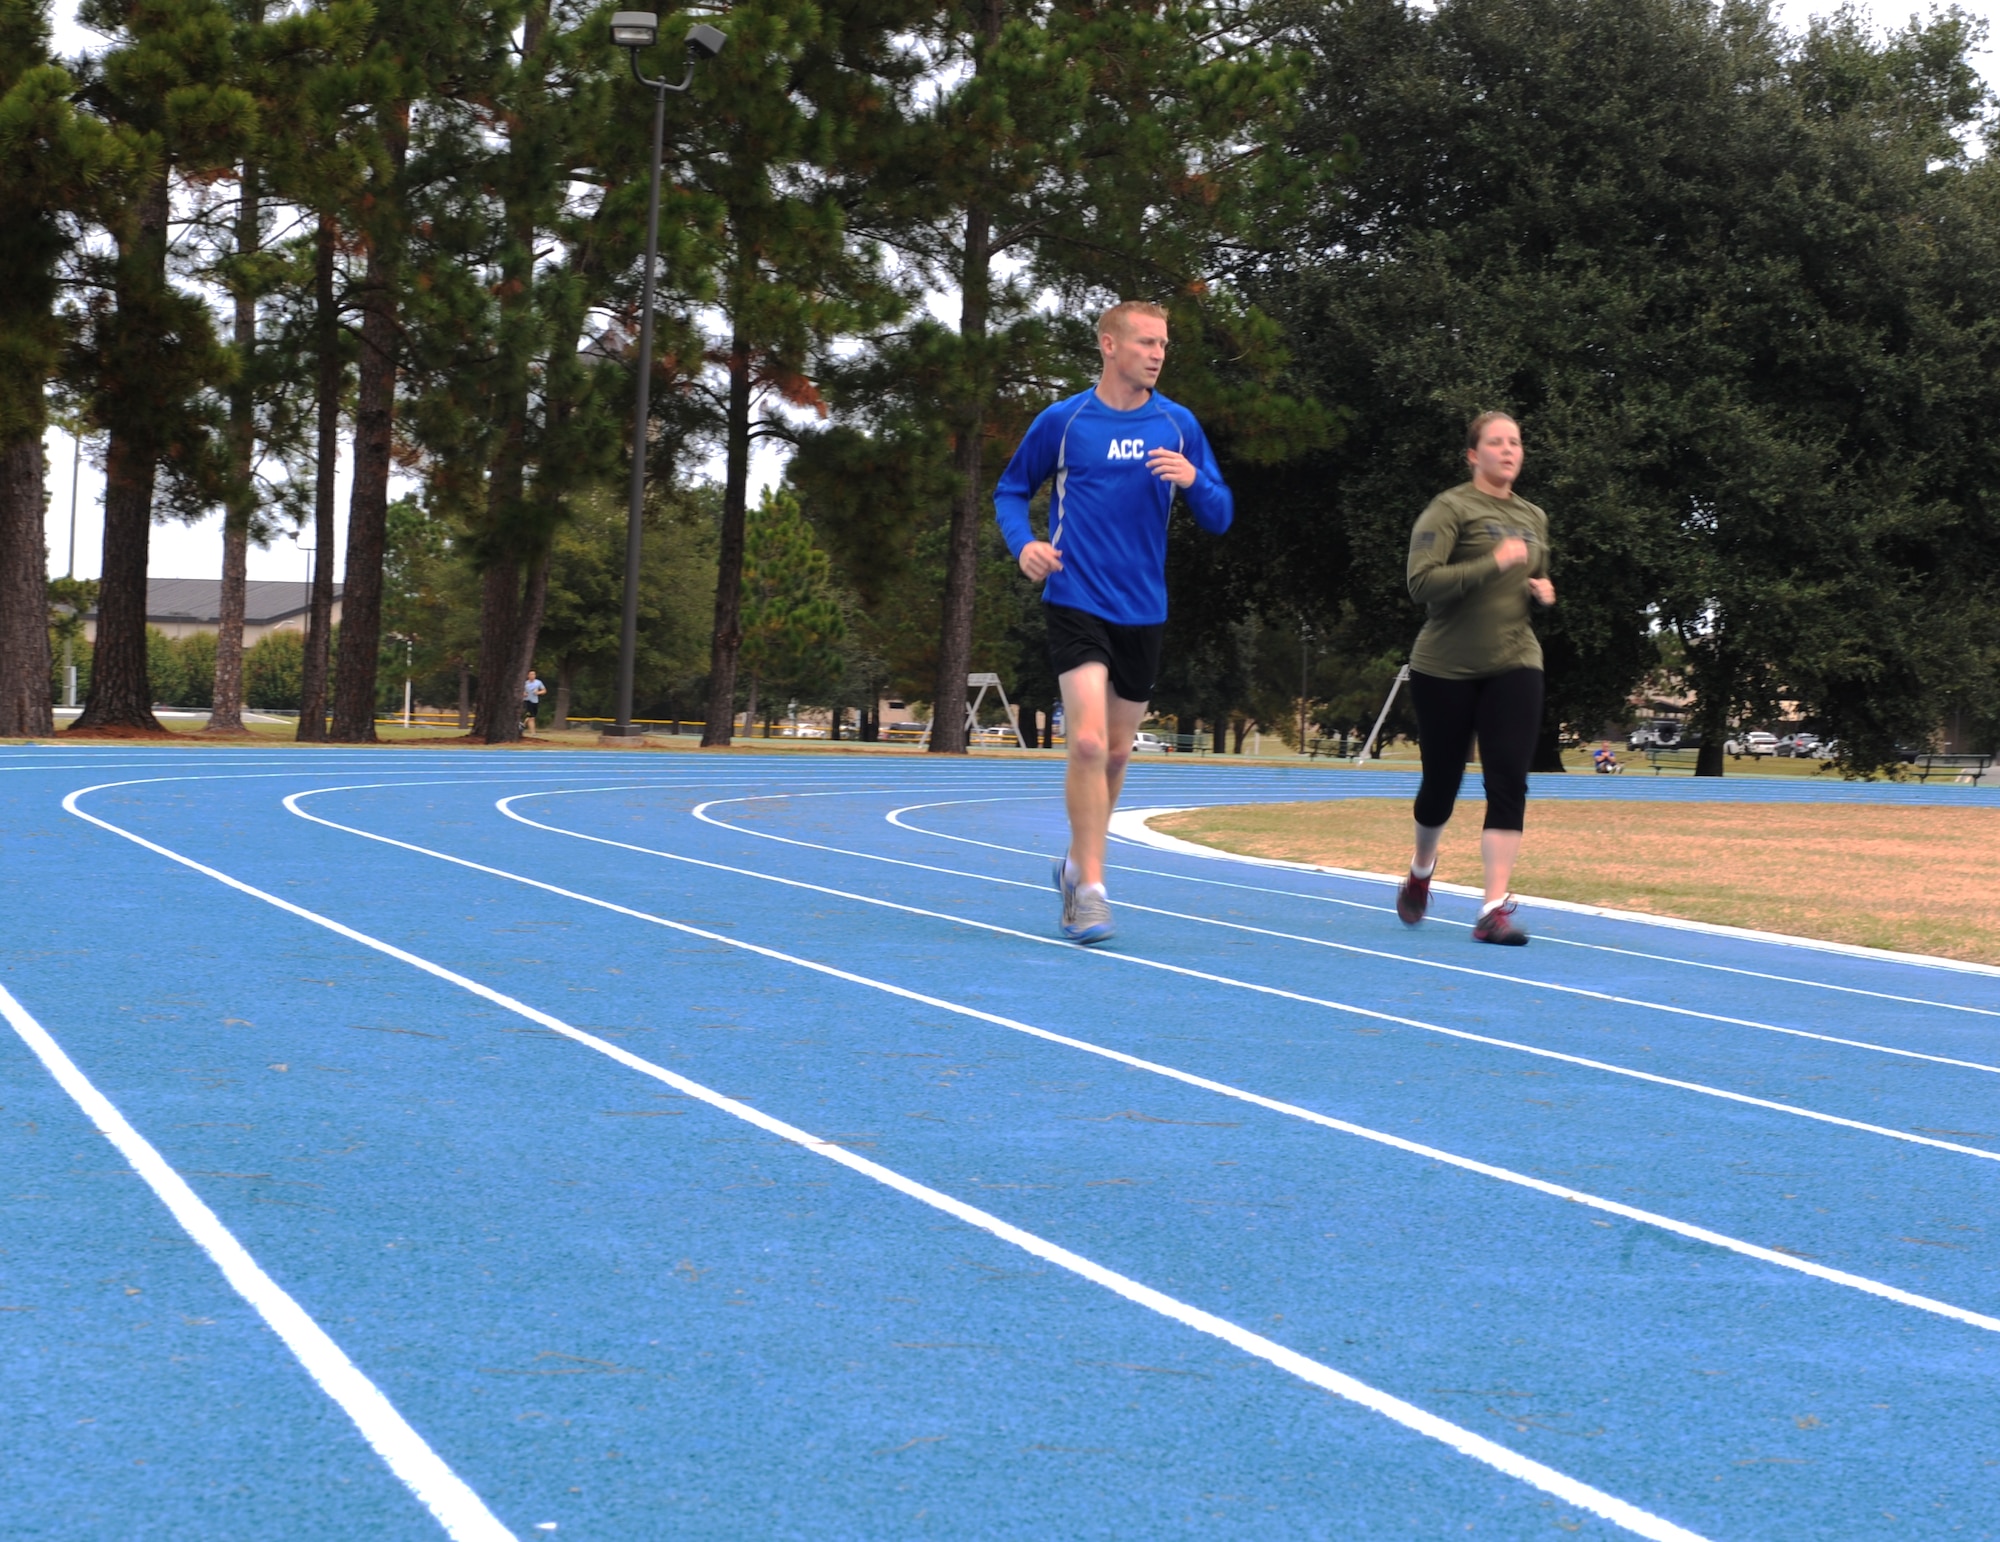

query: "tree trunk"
xmin=701 ymin=323 xmax=752 ymax=746
xmin=552 ymin=660 xmax=572 ymax=730
xmin=930 ymin=214 xmax=994 ymax=756
xmin=299 ymin=214 xmax=340 ymax=741
xmin=504 ymin=551 xmax=551 ymax=736
xmin=467 ymin=552 xmax=552 ymax=744
xmin=930 ymin=0 xmax=1005 ymax=756
xmin=457 ymin=660 xmax=470 ymax=729
xmin=73 ymin=170 xmax=170 ymax=734
xmin=1232 ymin=716 xmax=1248 ymax=754
xmin=1531 ymin=721 xmax=1566 ymax=773
xmin=474 ymin=559 xmax=522 ymax=742
xmin=743 ymin=669 xmax=759 ymax=739
xmin=1687 ymin=673 xmax=1728 ymax=776
xmin=0 ymin=436 xmax=53 ymax=736
xmin=330 ymin=106 xmax=408 ymax=742
xmin=206 ymin=161 xmax=261 ymax=735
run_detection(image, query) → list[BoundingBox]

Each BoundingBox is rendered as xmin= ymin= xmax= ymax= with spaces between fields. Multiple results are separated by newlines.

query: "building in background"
xmin=80 ymin=580 xmax=342 ymax=645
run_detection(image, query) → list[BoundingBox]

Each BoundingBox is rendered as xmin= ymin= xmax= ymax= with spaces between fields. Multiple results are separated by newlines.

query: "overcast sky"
xmin=42 ymin=0 xmax=2000 ymax=585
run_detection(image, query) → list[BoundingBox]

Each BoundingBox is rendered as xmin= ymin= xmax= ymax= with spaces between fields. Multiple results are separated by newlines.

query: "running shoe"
xmin=1063 ymin=882 xmax=1115 ymax=945
xmin=1471 ymin=895 xmax=1529 ymax=946
xmin=1052 ymin=853 xmax=1077 ymax=904
xmin=1396 ymin=869 xmax=1432 ymax=925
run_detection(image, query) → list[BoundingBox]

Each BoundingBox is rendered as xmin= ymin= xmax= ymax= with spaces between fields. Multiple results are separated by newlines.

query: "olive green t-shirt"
xmin=1406 ymin=482 xmax=1550 ymax=679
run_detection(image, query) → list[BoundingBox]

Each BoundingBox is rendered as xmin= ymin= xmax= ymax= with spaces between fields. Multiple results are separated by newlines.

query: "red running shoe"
xmin=1472 ymin=895 xmax=1529 ymax=946
xmin=1396 ymin=870 xmax=1432 ymax=925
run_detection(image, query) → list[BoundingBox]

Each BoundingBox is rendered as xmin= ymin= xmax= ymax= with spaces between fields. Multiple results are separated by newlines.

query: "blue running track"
xmin=5 ymin=745 xmax=2000 ymax=1540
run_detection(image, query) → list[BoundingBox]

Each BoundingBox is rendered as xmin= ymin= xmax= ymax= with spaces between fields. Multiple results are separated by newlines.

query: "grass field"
xmin=1150 ymin=798 xmax=2000 ymax=965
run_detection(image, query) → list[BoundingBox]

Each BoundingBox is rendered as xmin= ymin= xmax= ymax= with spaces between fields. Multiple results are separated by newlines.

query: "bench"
xmin=1910 ymin=753 xmax=1993 ymax=784
xmin=1306 ymin=737 xmax=1351 ymax=760
xmin=1645 ymin=746 xmax=1702 ymax=774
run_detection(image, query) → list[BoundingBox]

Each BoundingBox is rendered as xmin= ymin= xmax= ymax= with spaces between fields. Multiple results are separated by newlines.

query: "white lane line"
xmin=263 ymin=782 xmax=2000 ymax=1340
xmin=59 ymin=786 xmax=1710 ymax=1541
xmin=1114 ymin=807 xmax=2000 ymax=980
xmin=684 ymin=794 xmax=2000 ymax=1075
xmin=0 ymin=977 xmax=516 ymax=1542
xmin=623 ymin=802 xmax=2000 ymax=1159
xmin=878 ymin=792 xmax=2000 ymax=1012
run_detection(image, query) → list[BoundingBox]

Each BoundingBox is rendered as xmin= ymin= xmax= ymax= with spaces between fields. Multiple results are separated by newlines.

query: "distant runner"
xmin=1397 ymin=412 xmax=1555 ymax=945
xmin=522 ymin=669 xmax=546 ymax=734
xmin=995 ymin=300 xmax=1234 ymax=943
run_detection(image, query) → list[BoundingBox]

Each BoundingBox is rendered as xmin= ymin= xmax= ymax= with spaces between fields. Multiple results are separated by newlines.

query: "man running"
xmin=1397 ymin=411 xmax=1555 ymax=945
xmin=995 ymin=300 xmax=1234 ymax=943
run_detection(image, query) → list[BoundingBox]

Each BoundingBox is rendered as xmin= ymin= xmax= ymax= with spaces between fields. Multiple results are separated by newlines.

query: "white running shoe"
xmin=1062 ymin=880 xmax=1115 ymax=945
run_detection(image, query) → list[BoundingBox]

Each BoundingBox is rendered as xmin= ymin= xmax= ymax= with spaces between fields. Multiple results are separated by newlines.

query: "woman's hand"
xmin=1528 ymin=577 xmax=1555 ymax=606
xmin=1494 ymin=536 xmax=1530 ymax=570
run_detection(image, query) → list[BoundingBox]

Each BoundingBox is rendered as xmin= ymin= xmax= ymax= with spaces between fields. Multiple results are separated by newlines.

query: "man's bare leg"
xmin=1060 ymin=664 xmax=1147 ymax=887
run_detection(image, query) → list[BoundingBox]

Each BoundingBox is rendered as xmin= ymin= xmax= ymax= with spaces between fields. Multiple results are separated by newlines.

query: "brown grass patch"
xmin=62 ymin=723 xmax=180 ymax=740
xmin=1151 ymin=799 xmax=2000 ymax=965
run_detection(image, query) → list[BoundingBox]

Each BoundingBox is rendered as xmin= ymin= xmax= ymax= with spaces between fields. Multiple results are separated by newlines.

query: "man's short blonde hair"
xmin=1098 ymin=300 xmax=1169 ymax=339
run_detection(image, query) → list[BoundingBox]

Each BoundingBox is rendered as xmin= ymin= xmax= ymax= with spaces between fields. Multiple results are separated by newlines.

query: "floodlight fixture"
xmin=685 ymin=21 xmax=726 ymax=57
xmin=608 ymin=11 xmax=658 ymax=47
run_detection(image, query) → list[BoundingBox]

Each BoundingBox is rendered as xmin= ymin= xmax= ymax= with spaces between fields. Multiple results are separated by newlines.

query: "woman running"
xmin=1395 ymin=412 xmax=1555 ymax=945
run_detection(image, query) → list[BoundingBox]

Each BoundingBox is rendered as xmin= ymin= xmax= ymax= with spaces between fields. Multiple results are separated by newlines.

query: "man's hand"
xmin=1494 ymin=536 xmax=1530 ymax=570
xmin=1528 ymin=577 xmax=1555 ymax=606
xmin=1019 ymin=541 xmax=1063 ymax=581
xmin=1146 ymin=447 xmax=1196 ymax=488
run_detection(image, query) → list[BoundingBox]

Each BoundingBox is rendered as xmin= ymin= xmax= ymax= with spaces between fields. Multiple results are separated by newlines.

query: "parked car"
xmin=1131 ymin=731 xmax=1171 ymax=753
xmin=1726 ymin=730 xmax=1779 ymax=757
xmin=1627 ymin=720 xmax=1683 ymax=750
xmin=1776 ymin=733 xmax=1821 ymax=758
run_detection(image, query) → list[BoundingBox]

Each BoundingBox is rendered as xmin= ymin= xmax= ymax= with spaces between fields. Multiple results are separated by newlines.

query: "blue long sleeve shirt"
xmin=993 ymin=388 xmax=1233 ymax=626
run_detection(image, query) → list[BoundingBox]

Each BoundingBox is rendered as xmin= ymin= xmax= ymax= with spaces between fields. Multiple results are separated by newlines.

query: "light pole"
xmin=605 ymin=12 xmax=726 ymax=742
xmin=62 ymin=429 xmax=82 ymax=708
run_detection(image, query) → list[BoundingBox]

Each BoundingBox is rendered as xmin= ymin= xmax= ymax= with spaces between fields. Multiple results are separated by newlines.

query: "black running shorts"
xmin=1043 ymin=602 xmax=1165 ymax=703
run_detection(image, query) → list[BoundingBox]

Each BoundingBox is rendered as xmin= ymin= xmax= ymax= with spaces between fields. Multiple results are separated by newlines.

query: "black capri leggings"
xmin=1409 ymin=667 xmax=1544 ymax=833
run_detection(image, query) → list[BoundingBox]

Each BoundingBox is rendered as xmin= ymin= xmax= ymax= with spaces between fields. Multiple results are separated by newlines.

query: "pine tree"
xmin=200 ymin=0 xmax=337 ymax=733
xmin=852 ymin=0 xmax=1314 ymax=753
xmin=323 ymin=0 xmax=481 ymax=740
xmin=66 ymin=0 xmax=253 ymax=733
xmin=258 ymin=0 xmax=374 ymax=738
xmin=685 ymin=0 xmax=921 ymax=746
xmin=738 ymin=486 xmax=846 ymax=726
xmin=0 ymin=0 xmax=128 ymax=735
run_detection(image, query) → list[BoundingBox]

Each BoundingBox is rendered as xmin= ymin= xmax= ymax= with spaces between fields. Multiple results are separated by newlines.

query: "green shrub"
xmin=245 ymin=630 xmax=305 ymax=710
xmin=146 ymin=627 xmax=185 ymax=706
xmin=174 ymin=632 xmax=216 ymax=709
